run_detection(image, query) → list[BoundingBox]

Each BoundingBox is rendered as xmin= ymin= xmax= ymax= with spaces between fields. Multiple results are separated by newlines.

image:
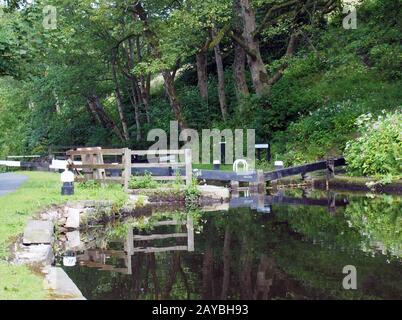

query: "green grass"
xmin=0 ymin=263 xmax=47 ymax=300
xmin=193 ymin=163 xmax=236 ymax=171
xmin=0 ymin=171 xmax=127 ymax=300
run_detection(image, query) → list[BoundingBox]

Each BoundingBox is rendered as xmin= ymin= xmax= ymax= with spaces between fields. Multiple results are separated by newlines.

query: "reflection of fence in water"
xmin=76 ymin=216 xmax=194 ymax=275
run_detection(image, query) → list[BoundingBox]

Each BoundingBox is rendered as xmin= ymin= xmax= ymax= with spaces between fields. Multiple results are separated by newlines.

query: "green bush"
xmin=345 ymin=110 xmax=402 ymax=177
xmin=184 ymin=178 xmax=201 ymax=209
xmin=129 ymin=172 xmax=160 ymax=189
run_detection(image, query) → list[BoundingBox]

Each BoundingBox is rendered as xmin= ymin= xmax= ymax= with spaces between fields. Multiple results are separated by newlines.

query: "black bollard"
xmin=61 ymin=182 xmax=74 ymax=195
xmin=220 ymin=142 xmax=226 ymax=164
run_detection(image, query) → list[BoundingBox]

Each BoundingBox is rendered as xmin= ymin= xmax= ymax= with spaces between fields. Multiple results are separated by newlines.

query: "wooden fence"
xmin=66 ymin=147 xmax=193 ymax=191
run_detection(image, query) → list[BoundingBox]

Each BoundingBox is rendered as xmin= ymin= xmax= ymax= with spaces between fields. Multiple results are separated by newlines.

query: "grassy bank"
xmin=0 ymin=171 xmax=127 ymax=300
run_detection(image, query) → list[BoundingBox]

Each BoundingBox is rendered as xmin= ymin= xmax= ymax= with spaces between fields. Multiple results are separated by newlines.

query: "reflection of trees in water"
xmin=66 ymin=197 xmax=402 ymax=300
xmin=345 ymin=195 xmax=402 ymax=258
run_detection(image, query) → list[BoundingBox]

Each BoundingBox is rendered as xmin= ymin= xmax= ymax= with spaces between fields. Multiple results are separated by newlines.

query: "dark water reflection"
xmin=61 ymin=190 xmax=402 ymax=300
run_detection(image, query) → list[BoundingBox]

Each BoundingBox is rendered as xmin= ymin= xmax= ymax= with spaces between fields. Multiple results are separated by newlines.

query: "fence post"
xmin=250 ymin=170 xmax=265 ymax=192
xmin=123 ymin=148 xmax=131 ymax=192
xmin=187 ymin=215 xmax=194 ymax=252
xmin=185 ymin=148 xmax=192 ymax=186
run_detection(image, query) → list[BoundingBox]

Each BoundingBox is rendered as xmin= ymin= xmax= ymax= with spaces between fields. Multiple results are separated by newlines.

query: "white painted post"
xmin=257 ymin=169 xmax=265 ymax=192
xmin=187 ymin=215 xmax=194 ymax=252
xmin=185 ymin=149 xmax=192 ymax=186
xmin=123 ymin=148 xmax=131 ymax=192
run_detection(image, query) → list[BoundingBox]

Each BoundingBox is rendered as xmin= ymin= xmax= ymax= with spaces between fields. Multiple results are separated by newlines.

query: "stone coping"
xmin=13 ymin=205 xmax=86 ymax=300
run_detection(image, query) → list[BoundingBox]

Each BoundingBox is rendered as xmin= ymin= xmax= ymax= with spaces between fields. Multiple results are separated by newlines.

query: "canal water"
xmin=61 ymin=190 xmax=402 ymax=300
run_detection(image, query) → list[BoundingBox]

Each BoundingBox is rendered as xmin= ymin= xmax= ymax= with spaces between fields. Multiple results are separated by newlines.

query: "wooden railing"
xmin=66 ymin=147 xmax=193 ymax=191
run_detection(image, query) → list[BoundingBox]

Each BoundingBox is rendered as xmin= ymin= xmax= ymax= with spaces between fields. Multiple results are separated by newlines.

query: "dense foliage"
xmin=0 ymin=0 xmax=401 ymax=176
xmin=345 ymin=111 xmax=401 ymax=178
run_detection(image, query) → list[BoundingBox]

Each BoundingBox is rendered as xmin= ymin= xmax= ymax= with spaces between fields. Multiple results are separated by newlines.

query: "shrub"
xmin=77 ymin=180 xmax=101 ymax=190
xmin=184 ymin=178 xmax=201 ymax=209
xmin=129 ymin=172 xmax=159 ymax=189
xmin=344 ymin=110 xmax=402 ymax=177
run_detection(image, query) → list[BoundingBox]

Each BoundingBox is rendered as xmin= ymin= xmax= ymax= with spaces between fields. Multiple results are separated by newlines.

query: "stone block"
xmin=65 ymin=208 xmax=80 ymax=229
xmin=15 ymin=244 xmax=54 ymax=265
xmin=66 ymin=231 xmax=81 ymax=250
xmin=198 ymin=185 xmax=230 ymax=200
xmin=43 ymin=267 xmax=86 ymax=300
xmin=23 ymin=220 xmax=54 ymax=245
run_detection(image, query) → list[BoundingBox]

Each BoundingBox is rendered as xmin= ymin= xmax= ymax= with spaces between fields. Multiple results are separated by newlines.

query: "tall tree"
xmin=130 ymin=1 xmax=188 ymax=129
xmin=232 ymin=0 xmax=249 ymax=99
xmin=229 ymin=0 xmax=339 ymax=95
xmin=211 ymin=28 xmax=228 ymax=121
xmin=196 ymin=51 xmax=209 ymax=102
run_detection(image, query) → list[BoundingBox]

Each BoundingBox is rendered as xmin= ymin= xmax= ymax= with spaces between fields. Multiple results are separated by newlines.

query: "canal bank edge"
xmin=13 ymin=204 xmax=87 ymax=300
xmin=271 ymin=174 xmax=402 ymax=195
xmin=12 ymin=199 xmax=148 ymax=300
xmin=11 ymin=185 xmax=230 ymax=300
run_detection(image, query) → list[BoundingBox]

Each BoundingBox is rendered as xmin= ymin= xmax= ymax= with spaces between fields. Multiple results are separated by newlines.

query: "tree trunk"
xmin=233 ymin=43 xmax=249 ymax=99
xmin=163 ymin=70 xmax=188 ymax=129
xmin=196 ymin=51 xmax=209 ymax=101
xmin=220 ymin=228 xmax=231 ymax=300
xmin=123 ymin=40 xmax=142 ymax=142
xmin=162 ymin=252 xmax=181 ymax=299
xmin=211 ymin=28 xmax=228 ymax=121
xmin=266 ymin=32 xmax=299 ymax=88
xmin=239 ymin=0 xmax=270 ymax=95
xmin=87 ymin=94 xmax=125 ymax=142
xmin=136 ymin=36 xmax=151 ymax=123
xmin=148 ymin=253 xmax=160 ymax=299
xmin=202 ymin=245 xmax=214 ymax=299
xmin=86 ymin=100 xmax=100 ymax=124
xmin=111 ymin=53 xmax=130 ymax=142
xmin=239 ymin=235 xmax=254 ymax=299
xmin=233 ymin=0 xmax=249 ymax=100
xmin=132 ymin=2 xmax=187 ymax=128
xmin=131 ymin=79 xmax=142 ymax=142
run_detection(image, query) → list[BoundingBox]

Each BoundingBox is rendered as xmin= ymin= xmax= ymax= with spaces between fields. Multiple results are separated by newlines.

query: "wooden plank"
xmin=126 ymin=227 xmax=134 ymax=255
xmin=6 ymin=155 xmax=41 ymax=159
xmin=153 ymin=220 xmax=186 ymax=226
xmin=185 ymin=148 xmax=192 ymax=186
xmin=152 ymin=176 xmax=180 ymax=181
xmin=132 ymin=167 xmax=182 ymax=177
xmin=75 ymin=177 xmax=124 ymax=183
xmin=131 ymin=163 xmax=185 ymax=168
xmin=264 ymin=157 xmax=346 ymax=181
xmin=187 ymin=216 xmax=194 ymax=252
xmin=132 ymin=246 xmax=188 ymax=253
xmin=0 ymin=160 xmax=21 ymax=167
xmin=196 ymin=169 xmax=257 ymax=182
xmin=70 ymin=163 xmax=124 ymax=169
xmin=133 ymin=233 xmax=187 ymax=241
xmin=123 ymin=148 xmax=131 ymax=192
xmin=132 ymin=149 xmax=185 ymax=155
xmin=98 ymin=250 xmax=127 ymax=258
xmin=66 ymin=148 xmax=124 ymax=156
